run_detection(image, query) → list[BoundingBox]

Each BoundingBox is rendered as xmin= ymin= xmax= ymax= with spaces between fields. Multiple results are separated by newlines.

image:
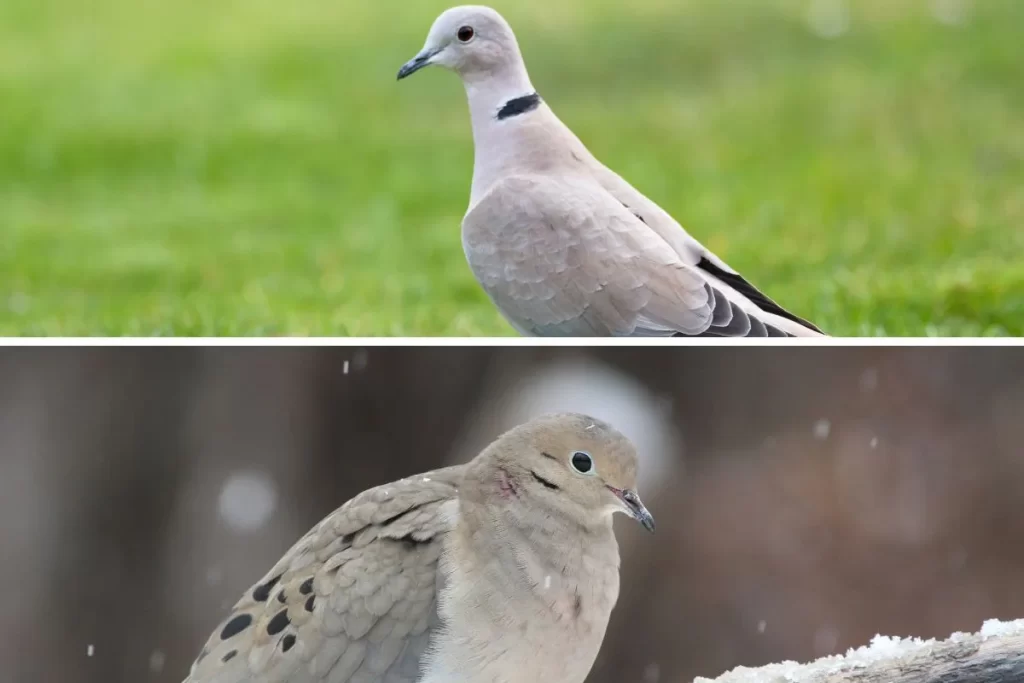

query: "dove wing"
xmin=463 ymin=174 xmax=723 ymax=336
xmin=185 ymin=466 xmax=463 ymax=683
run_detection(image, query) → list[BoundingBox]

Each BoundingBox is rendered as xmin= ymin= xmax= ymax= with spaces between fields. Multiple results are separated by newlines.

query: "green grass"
xmin=1 ymin=0 xmax=1022 ymax=335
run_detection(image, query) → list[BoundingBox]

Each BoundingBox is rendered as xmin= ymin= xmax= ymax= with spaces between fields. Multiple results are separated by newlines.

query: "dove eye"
xmin=570 ymin=451 xmax=594 ymax=475
xmin=457 ymin=26 xmax=475 ymax=42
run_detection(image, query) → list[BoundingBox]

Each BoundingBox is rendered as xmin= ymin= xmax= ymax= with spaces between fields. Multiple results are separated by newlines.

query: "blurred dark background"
xmin=2 ymin=346 xmax=1024 ymax=683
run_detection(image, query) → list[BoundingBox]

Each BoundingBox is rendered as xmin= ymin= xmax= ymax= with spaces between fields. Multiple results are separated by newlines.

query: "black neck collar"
xmin=496 ymin=92 xmax=542 ymax=120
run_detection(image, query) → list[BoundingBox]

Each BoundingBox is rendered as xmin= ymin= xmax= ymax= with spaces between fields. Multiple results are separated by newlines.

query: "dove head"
xmin=397 ymin=6 xmax=529 ymax=86
xmin=464 ymin=413 xmax=655 ymax=534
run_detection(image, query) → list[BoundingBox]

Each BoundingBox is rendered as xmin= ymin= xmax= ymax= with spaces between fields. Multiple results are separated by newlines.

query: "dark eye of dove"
xmin=570 ymin=451 xmax=594 ymax=474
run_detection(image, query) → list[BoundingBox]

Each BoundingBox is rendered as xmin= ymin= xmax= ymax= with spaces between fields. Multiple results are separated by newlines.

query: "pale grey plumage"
xmin=398 ymin=6 xmax=825 ymax=337
xmin=184 ymin=413 xmax=653 ymax=683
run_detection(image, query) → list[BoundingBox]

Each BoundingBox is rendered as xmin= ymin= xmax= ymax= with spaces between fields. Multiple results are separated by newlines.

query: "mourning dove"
xmin=397 ymin=6 xmax=825 ymax=337
xmin=184 ymin=413 xmax=654 ymax=683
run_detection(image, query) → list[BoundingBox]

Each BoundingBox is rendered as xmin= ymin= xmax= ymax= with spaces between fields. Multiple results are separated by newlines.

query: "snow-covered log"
xmin=696 ymin=619 xmax=1024 ymax=683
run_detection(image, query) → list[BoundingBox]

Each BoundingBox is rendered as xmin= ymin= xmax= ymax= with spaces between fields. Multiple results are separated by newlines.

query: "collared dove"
xmin=184 ymin=413 xmax=654 ymax=683
xmin=398 ymin=6 xmax=825 ymax=337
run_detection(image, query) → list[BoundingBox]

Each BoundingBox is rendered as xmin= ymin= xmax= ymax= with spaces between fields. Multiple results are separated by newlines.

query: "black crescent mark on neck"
xmin=530 ymin=471 xmax=560 ymax=490
xmin=497 ymin=92 xmax=541 ymax=120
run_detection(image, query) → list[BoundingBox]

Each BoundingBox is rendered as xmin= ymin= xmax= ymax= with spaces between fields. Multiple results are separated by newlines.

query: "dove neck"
xmin=462 ymin=66 xmax=553 ymax=205
xmin=459 ymin=493 xmax=617 ymax=595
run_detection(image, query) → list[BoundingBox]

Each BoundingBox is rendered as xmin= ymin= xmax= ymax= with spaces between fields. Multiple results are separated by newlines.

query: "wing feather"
xmin=185 ymin=467 xmax=462 ymax=683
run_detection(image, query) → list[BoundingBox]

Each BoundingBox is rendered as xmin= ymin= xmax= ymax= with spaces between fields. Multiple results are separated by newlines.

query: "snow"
xmin=693 ymin=633 xmax=928 ymax=683
xmin=695 ymin=618 xmax=1024 ymax=682
xmin=86 ymin=644 xmax=94 ymax=657
xmin=813 ymin=419 xmax=831 ymax=441
xmin=980 ymin=618 xmax=1024 ymax=640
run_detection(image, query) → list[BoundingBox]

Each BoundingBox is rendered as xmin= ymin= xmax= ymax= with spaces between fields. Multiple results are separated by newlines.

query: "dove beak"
xmin=397 ymin=47 xmax=442 ymax=80
xmin=607 ymin=486 xmax=655 ymax=533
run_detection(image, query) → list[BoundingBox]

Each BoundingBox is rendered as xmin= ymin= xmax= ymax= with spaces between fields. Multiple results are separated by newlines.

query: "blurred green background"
xmin=1 ymin=0 xmax=1022 ymax=336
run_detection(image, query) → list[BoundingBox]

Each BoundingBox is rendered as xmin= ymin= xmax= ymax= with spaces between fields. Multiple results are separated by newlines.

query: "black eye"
xmin=457 ymin=26 xmax=475 ymax=42
xmin=571 ymin=451 xmax=593 ymax=474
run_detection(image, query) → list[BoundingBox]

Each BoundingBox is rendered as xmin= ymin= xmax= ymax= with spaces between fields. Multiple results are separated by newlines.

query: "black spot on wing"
xmin=496 ymin=93 xmax=541 ymax=120
xmin=252 ymin=573 xmax=283 ymax=603
xmin=299 ymin=578 xmax=313 ymax=595
xmin=220 ymin=614 xmax=252 ymax=640
xmin=696 ymin=256 xmax=822 ymax=333
xmin=282 ymin=634 xmax=296 ymax=653
xmin=267 ymin=609 xmax=290 ymax=636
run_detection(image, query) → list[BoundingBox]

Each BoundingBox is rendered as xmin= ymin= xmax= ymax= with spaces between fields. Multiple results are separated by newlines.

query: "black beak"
xmin=609 ymin=486 xmax=655 ymax=533
xmin=397 ymin=48 xmax=441 ymax=80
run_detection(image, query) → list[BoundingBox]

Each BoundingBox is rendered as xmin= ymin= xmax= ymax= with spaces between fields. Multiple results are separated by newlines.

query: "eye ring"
xmin=570 ymin=451 xmax=594 ymax=475
xmin=457 ymin=25 xmax=475 ymax=43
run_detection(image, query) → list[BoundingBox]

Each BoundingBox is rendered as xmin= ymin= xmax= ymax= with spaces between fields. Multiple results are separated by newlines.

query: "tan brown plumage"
xmin=184 ymin=413 xmax=653 ymax=683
